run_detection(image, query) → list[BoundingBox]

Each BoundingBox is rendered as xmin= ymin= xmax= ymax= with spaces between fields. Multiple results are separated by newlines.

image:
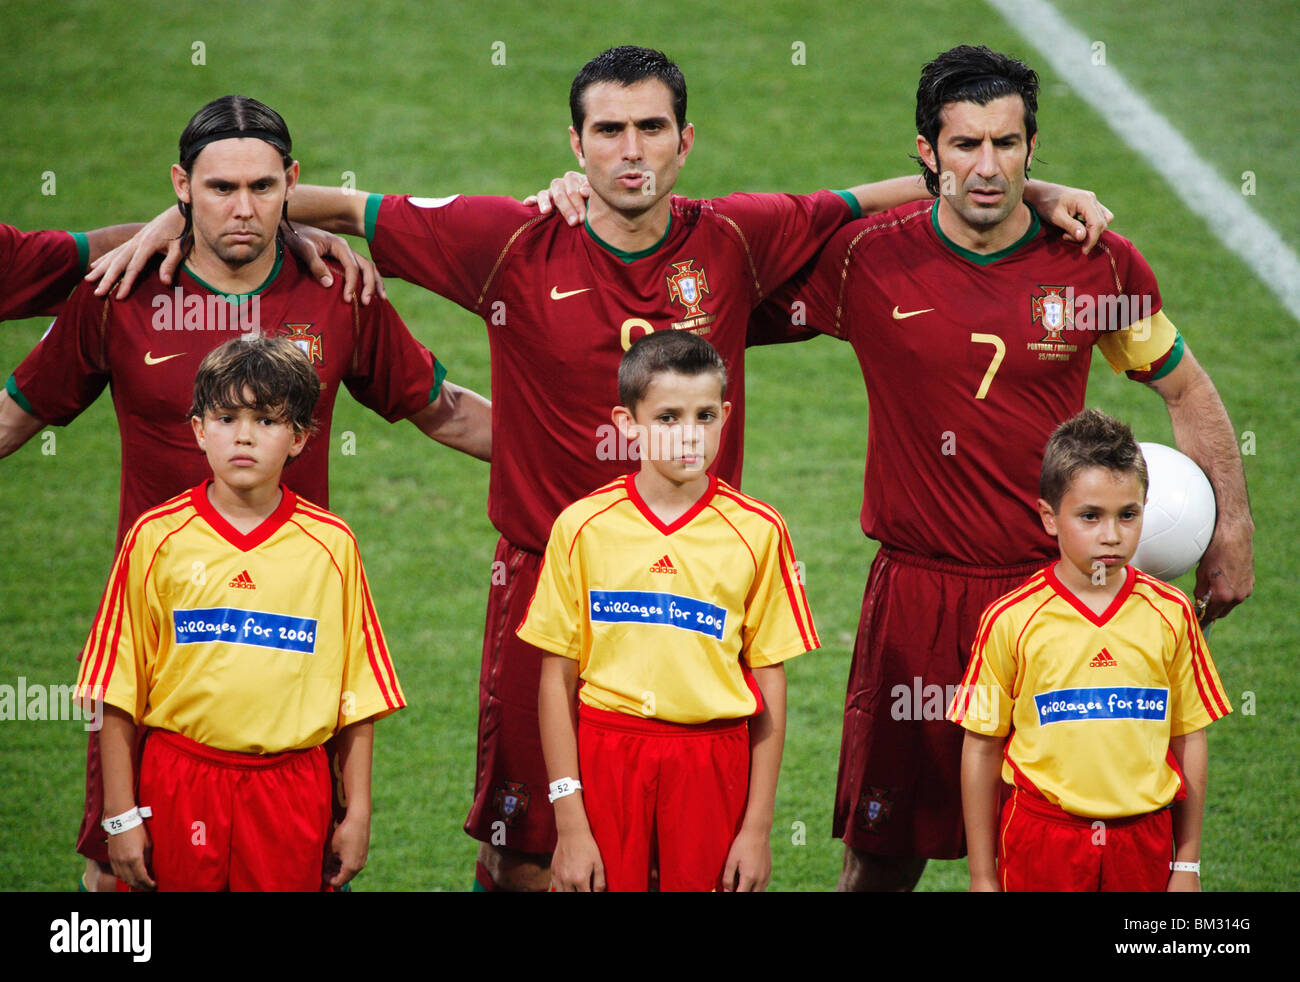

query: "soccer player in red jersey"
xmin=0 ymin=95 xmax=490 ymax=891
xmin=1 ymin=223 xmax=142 ymax=321
xmin=95 ymin=46 xmax=1113 ymax=891
xmin=753 ymin=45 xmax=1253 ymax=890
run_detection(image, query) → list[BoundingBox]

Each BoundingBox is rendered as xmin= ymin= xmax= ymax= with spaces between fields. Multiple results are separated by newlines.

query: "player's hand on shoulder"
xmin=87 ymin=206 xmax=185 ymax=300
xmin=282 ymin=222 xmax=385 ymax=305
xmin=525 ymin=171 xmax=590 ymax=227
xmin=1025 ymin=180 xmax=1114 ymax=255
xmin=721 ymin=826 xmax=771 ymax=892
xmin=550 ymin=828 xmax=606 ymax=892
xmin=326 ymin=812 xmax=371 ymax=888
xmin=107 ymin=823 xmax=157 ymax=892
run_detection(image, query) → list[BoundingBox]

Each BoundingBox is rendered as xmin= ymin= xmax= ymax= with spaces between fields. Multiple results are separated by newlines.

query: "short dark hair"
xmin=190 ymin=335 xmax=320 ymax=437
xmin=1040 ymin=408 xmax=1148 ymax=511
xmin=915 ymin=45 xmax=1039 ymax=196
xmin=618 ymin=331 xmax=726 ymax=412
xmin=570 ymin=45 xmax=687 ymax=135
xmin=176 ymin=95 xmax=295 ymax=242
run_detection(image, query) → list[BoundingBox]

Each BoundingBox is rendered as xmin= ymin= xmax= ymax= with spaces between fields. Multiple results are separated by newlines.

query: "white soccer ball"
xmin=1132 ymin=442 xmax=1216 ymax=581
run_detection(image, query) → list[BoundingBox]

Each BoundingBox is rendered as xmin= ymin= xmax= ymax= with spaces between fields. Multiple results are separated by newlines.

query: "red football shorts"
xmin=834 ymin=546 xmax=1047 ymax=858
xmin=463 ymin=537 xmax=555 ymax=853
xmin=998 ymin=786 xmax=1173 ymax=891
xmin=80 ymin=728 xmax=346 ymax=870
xmin=578 ymin=704 xmax=749 ymax=892
xmin=126 ymin=729 xmax=332 ymax=892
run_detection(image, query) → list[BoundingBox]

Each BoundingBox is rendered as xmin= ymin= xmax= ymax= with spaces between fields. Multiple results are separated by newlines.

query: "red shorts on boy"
xmin=998 ymin=786 xmax=1172 ymax=892
xmin=132 ymin=729 xmax=332 ymax=892
xmin=578 ymin=704 xmax=749 ymax=892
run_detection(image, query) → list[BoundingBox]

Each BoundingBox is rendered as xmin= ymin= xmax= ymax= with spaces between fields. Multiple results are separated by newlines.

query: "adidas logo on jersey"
xmin=228 ymin=570 xmax=257 ymax=590
xmin=649 ymin=555 xmax=678 ymax=574
xmin=1089 ymin=647 xmax=1117 ymax=668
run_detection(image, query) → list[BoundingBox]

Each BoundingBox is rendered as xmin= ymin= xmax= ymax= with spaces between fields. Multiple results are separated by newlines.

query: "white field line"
xmin=987 ymin=0 xmax=1300 ymax=318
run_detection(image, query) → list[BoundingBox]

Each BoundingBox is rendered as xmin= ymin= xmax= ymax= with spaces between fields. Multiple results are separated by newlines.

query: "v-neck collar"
xmin=192 ymin=480 xmax=297 ymax=552
xmin=625 ymin=473 xmax=717 ymax=535
xmin=1047 ymin=562 xmax=1136 ymax=627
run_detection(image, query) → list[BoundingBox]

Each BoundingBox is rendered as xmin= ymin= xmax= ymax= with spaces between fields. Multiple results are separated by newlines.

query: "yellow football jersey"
xmin=948 ymin=564 xmax=1230 ymax=819
xmin=76 ymin=483 xmax=405 ymax=753
xmin=518 ymin=474 xmax=818 ymax=724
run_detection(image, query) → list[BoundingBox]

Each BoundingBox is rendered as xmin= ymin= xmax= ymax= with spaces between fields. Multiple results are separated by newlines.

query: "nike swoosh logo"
xmin=144 ymin=351 xmax=185 ymax=365
xmin=891 ymin=306 xmax=935 ymax=320
xmin=550 ymin=287 xmax=592 ymax=301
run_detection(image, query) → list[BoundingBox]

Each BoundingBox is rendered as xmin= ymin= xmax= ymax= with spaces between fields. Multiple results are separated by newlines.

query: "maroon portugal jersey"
xmin=366 ymin=190 xmax=855 ymax=553
xmin=759 ymin=200 xmax=1179 ymax=566
xmin=1 ymin=224 xmax=87 ymax=320
xmin=6 ymin=247 xmax=443 ymax=545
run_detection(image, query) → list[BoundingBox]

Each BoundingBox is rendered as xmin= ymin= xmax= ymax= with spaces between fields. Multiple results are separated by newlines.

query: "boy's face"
xmin=1038 ymin=466 xmax=1145 ymax=585
xmin=190 ymin=389 xmax=308 ymax=494
xmin=614 ymin=370 xmax=730 ymax=485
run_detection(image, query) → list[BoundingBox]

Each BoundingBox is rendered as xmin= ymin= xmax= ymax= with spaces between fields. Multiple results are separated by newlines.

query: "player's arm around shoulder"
xmin=722 ymin=663 xmax=786 ymax=892
xmin=538 ymin=653 xmax=606 ymax=892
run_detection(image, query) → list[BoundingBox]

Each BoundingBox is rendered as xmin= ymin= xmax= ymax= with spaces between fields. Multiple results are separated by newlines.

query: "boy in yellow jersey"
xmin=76 ymin=336 xmax=405 ymax=891
xmin=519 ymin=331 xmax=818 ymax=892
xmin=949 ymin=408 xmax=1231 ymax=891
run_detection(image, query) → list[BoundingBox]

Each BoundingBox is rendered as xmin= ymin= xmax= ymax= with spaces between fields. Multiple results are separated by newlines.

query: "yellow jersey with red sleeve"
xmin=75 ymin=482 xmax=405 ymax=754
xmin=947 ymin=563 xmax=1230 ymax=819
xmin=517 ymin=474 xmax=818 ymax=724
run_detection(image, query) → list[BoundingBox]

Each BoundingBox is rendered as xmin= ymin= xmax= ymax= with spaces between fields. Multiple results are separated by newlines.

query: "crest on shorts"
xmin=493 ymin=781 xmax=530 ymax=826
xmin=666 ymin=259 xmax=711 ymax=319
xmin=1031 ymin=285 xmax=1073 ymax=343
xmin=857 ymin=786 xmax=893 ymax=832
xmin=283 ymin=324 xmax=324 ymax=364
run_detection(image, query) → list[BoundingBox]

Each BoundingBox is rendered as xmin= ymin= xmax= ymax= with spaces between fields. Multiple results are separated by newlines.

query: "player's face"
xmin=1039 ymin=466 xmax=1145 ymax=588
xmin=918 ymin=95 xmax=1035 ymax=235
xmin=191 ymin=393 xmax=308 ymax=496
xmin=616 ymin=370 xmax=729 ymax=488
xmin=570 ymin=79 xmax=694 ymax=220
xmin=172 ymin=139 xmax=299 ymax=269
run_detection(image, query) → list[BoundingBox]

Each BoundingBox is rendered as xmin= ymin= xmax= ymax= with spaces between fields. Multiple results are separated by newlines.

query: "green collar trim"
xmin=585 ymin=214 xmax=673 ymax=264
xmin=930 ymin=200 xmax=1041 ymax=266
xmin=182 ymin=241 xmax=284 ymax=302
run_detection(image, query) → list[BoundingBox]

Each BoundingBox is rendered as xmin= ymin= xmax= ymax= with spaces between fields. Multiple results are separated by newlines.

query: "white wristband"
xmin=1170 ymin=860 xmax=1201 ymax=874
xmin=548 ymin=777 xmax=582 ymax=803
xmin=102 ymin=805 xmax=153 ymax=836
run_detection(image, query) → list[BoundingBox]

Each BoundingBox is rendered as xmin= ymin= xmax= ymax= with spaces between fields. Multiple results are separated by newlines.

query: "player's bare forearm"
xmin=538 ymin=655 xmax=605 ymax=890
xmin=1169 ymin=730 xmax=1207 ymax=892
xmin=960 ymin=730 xmax=1004 ymax=891
xmin=101 ymin=705 xmax=156 ymax=890
xmin=1148 ymin=346 xmax=1255 ymax=621
xmin=844 ymin=175 xmax=930 ymax=216
xmin=82 ymin=224 xmax=145 ymax=264
xmin=288 ymin=184 xmax=370 ymax=238
xmin=722 ymin=664 xmax=785 ymax=892
xmin=406 ymin=380 xmax=491 ymax=462
xmin=329 ymin=720 xmax=374 ymax=887
xmin=740 ymin=665 xmax=785 ymax=836
xmin=0 ymin=390 xmax=46 ymax=459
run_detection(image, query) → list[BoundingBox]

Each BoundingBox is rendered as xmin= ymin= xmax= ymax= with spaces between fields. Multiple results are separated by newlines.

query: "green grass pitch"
xmin=0 ymin=0 xmax=1295 ymax=891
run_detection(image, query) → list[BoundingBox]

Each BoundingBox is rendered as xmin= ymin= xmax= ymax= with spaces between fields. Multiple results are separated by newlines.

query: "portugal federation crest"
xmin=856 ymin=786 xmax=894 ymax=833
xmin=283 ymin=324 xmax=324 ymax=363
xmin=1031 ymin=285 xmax=1073 ymax=343
xmin=493 ymin=781 xmax=530 ymax=826
xmin=666 ymin=259 xmax=711 ymax=319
